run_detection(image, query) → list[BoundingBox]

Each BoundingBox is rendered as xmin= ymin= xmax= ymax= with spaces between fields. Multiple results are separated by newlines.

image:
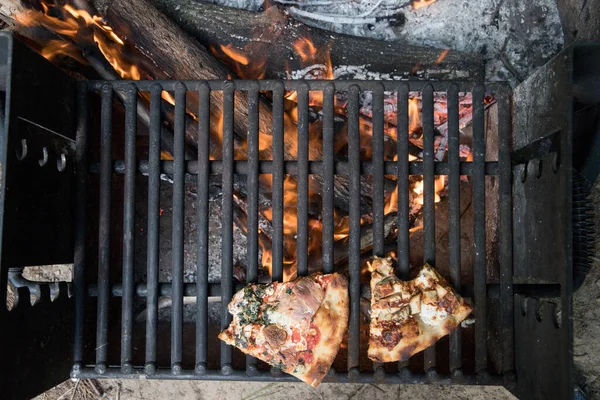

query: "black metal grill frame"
xmin=2 ymin=34 xmax=591 ymax=400
xmin=69 ymin=79 xmax=513 ymax=385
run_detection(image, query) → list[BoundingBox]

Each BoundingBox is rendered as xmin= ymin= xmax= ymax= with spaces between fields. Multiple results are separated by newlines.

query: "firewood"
xmin=148 ymin=0 xmax=484 ymax=81
xmin=91 ymin=0 xmax=393 ymax=214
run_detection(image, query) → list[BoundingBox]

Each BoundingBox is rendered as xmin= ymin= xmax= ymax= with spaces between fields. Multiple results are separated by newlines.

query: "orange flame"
xmin=385 ymin=186 xmax=399 ymax=214
xmin=94 ymin=32 xmax=141 ymax=80
xmin=21 ymin=0 xmax=456 ymax=282
xmin=210 ymin=44 xmax=266 ymax=79
xmin=409 ymin=97 xmax=421 ymax=133
xmin=412 ymin=0 xmax=438 ymax=10
xmin=293 ymin=37 xmax=333 ymax=81
xmin=435 ymin=49 xmax=450 ymax=64
xmin=293 ymin=37 xmax=318 ymax=62
xmin=220 ymin=44 xmax=250 ymax=65
xmin=413 ymin=176 xmax=445 ymax=205
xmin=40 ymin=39 xmax=87 ymax=64
xmin=15 ymin=2 xmax=142 ymax=80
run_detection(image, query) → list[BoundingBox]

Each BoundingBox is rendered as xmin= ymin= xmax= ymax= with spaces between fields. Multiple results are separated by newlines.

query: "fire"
xmin=210 ymin=44 xmax=266 ymax=79
xmin=220 ymin=44 xmax=250 ymax=65
xmin=15 ymin=2 xmax=142 ymax=80
xmin=40 ymin=40 xmax=87 ymax=64
xmin=23 ymin=0 xmax=456 ymax=281
xmin=435 ymin=49 xmax=450 ymax=64
xmin=409 ymin=97 xmax=421 ymax=134
xmin=95 ymin=33 xmax=141 ymax=80
xmin=292 ymin=37 xmax=333 ymax=81
xmin=260 ymin=176 xmax=301 ymax=280
xmin=385 ymin=186 xmax=399 ymax=214
xmin=293 ymin=37 xmax=318 ymax=62
xmin=413 ymin=176 xmax=445 ymax=205
xmin=412 ymin=0 xmax=438 ymax=10
xmin=158 ymin=91 xmax=175 ymax=106
xmin=209 ymin=34 xmax=452 ymax=280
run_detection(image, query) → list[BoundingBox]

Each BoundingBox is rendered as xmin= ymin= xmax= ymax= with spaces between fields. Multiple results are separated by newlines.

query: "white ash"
xmin=289 ymin=64 xmax=410 ymax=81
xmin=156 ymin=182 xmax=251 ymax=284
xmin=203 ymin=0 xmax=264 ymax=11
xmin=394 ymin=0 xmax=563 ymax=84
xmin=210 ymin=0 xmax=563 ymax=84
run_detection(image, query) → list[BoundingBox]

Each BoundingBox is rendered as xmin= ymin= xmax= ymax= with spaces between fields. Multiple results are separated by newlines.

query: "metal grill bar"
xmin=220 ymin=82 xmax=235 ymax=371
xmin=372 ymin=84 xmax=385 ymax=257
xmin=77 ymin=80 xmax=514 ymax=384
xmin=73 ymin=367 xmax=509 ymax=385
xmin=99 ymin=159 xmax=500 ymax=176
xmin=347 ymin=85 xmax=361 ymax=377
xmin=371 ymin=83 xmax=386 ymax=380
xmin=95 ymin=85 xmax=113 ymax=372
xmin=145 ymin=84 xmax=162 ymax=373
xmin=171 ymin=83 xmax=187 ymax=372
xmin=322 ymin=83 xmax=335 ymax=274
xmin=297 ymin=83 xmax=309 ymax=277
xmin=271 ymin=82 xmax=285 ymax=282
xmin=396 ymin=83 xmax=410 ymax=373
xmin=447 ymin=83 xmax=462 ymax=373
xmin=497 ymin=89 xmax=514 ymax=373
xmin=396 ymin=83 xmax=410 ymax=281
xmin=121 ymin=85 xmax=137 ymax=372
xmin=246 ymin=82 xmax=260 ymax=375
xmin=472 ymin=84 xmax=487 ymax=372
xmin=195 ymin=82 xmax=211 ymax=373
xmin=73 ymin=83 xmax=88 ymax=367
xmin=422 ymin=84 xmax=436 ymax=371
xmin=88 ymin=80 xmax=507 ymax=93
xmin=87 ymin=282 xmax=547 ymax=299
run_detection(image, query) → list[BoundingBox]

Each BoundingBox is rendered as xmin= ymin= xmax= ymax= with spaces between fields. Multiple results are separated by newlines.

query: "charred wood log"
xmin=93 ymin=0 xmax=393 ymax=215
xmin=148 ymin=0 xmax=484 ymax=81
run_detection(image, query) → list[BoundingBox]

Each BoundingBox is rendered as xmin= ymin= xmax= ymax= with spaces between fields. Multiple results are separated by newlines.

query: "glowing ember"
xmin=209 ymin=44 xmax=266 ymax=79
xmin=413 ymin=176 xmax=446 ymax=206
xmin=412 ymin=0 xmax=439 ymax=10
xmin=220 ymin=44 xmax=250 ymax=65
xmin=292 ymin=37 xmax=333 ymax=81
xmin=293 ymin=37 xmax=318 ymax=61
xmin=409 ymin=97 xmax=421 ymax=134
xmin=435 ymin=49 xmax=450 ymax=64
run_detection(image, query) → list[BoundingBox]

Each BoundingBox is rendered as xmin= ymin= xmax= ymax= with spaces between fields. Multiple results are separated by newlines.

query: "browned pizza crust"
xmin=218 ymin=273 xmax=348 ymax=387
xmin=297 ymin=273 xmax=348 ymax=386
xmin=367 ymin=257 xmax=472 ymax=363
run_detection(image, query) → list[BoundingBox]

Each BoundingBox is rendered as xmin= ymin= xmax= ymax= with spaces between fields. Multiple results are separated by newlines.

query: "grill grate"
xmin=71 ymin=79 xmax=513 ymax=385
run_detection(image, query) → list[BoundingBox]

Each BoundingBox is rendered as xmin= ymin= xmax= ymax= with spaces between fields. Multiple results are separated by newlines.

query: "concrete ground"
xmin=38 ymin=379 xmax=516 ymax=400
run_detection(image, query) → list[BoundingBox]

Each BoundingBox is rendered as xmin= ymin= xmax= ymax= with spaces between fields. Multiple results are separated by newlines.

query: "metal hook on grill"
xmin=519 ymin=163 xmax=528 ymax=183
xmin=534 ymin=159 xmax=543 ymax=178
xmin=56 ymin=153 xmax=67 ymax=172
xmin=16 ymin=138 xmax=27 ymax=160
xmin=38 ymin=146 xmax=48 ymax=167
xmin=550 ymin=152 xmax=560 ymax=173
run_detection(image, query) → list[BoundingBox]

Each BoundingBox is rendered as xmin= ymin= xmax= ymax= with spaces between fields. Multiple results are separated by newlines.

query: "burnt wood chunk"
xmin=148 ymin=0 xmax=484 ymax=81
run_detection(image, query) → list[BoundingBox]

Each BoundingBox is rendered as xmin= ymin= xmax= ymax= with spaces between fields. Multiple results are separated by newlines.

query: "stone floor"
xmin=37 ymin=379 xmax=517 ymax=400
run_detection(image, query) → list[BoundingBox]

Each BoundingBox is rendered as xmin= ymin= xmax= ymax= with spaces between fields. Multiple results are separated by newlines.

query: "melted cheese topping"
xmin=420 ymin=302 xmax=448 ymax=324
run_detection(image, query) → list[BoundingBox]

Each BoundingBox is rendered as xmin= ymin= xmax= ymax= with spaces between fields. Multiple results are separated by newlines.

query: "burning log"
xmin=148 ymin=0 xmax=484 ymax=81
xmin=3 ymin=0 xmax=452 ymax=280
xmin=88 ymin=0 xmax=270 ymax=155
xmin=332 ymin=212 xmax=398 ymax=268
xmin=91 ymin=0 xmax=394 ymax=215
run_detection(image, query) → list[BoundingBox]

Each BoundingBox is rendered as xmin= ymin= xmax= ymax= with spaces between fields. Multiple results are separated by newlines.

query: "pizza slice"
xmin=367 ymin=257 xmax=472 ymax=363
xmin=218 ymin=272 xmax=348 ymax=387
